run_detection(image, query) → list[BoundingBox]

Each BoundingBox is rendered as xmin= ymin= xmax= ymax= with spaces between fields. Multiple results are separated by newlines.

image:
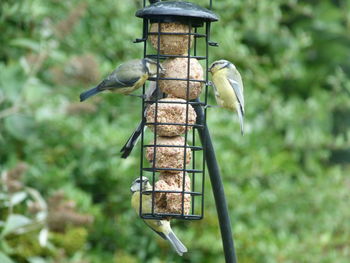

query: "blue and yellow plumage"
xmin=130 ymin=177 xmax=187 ymax=256
xmin=79 ymin=58 xmax=163 ymax=101
xmin=209 ymin=60 xmax=245 ymax=134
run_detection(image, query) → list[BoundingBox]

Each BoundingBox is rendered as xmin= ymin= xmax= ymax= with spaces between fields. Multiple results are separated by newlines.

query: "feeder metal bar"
xmin=142 ymin=167 xmax=203 ymax=173
xmin=148 ymin=76 xmax=206 ymax=82
xmin=146 ymin=54 xmax=207 ymax=60
xmin=144 ymin=100 xmax=206 ymax=106
xmin=142 ymin=214 xmax=202 ymax=220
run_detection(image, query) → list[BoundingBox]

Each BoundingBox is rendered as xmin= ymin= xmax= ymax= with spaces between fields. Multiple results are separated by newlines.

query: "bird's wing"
xmin=120 ymin=77 xmax=140 ymax=87
xmin=113 ymin=60 xmax=145 ymax=87
xmin=138 ymin=191 xmax=168 ymax=241
xmin=103 ymin=71 xmax=139 ymax=89
xmin=227 ymin=68 xmax=244 ymax=106
xmin=101 ymin=60 xmax=144 ymax=89
xmin=143 ymin=218 xmax=168 ymax=240
xmin=147 ymin=223 xmax=167 ymax=240
xmin=228 ymin=79 xmax=244 ymax=107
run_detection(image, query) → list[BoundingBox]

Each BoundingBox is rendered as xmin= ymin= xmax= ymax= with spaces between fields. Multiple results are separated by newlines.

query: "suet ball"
xmin=149 ymin=23 xmax=193 ymax=55
xmin=146 ymin=136 xmax=191 ymax=172
xmin=159 ymin=57 xmax=203 ymax=100
xmin=146 ymin=98 xmax=197 ymax=136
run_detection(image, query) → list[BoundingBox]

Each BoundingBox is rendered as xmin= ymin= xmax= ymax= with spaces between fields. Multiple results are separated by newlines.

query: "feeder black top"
xmin=136 ymin=1 xmax=219 ymax=26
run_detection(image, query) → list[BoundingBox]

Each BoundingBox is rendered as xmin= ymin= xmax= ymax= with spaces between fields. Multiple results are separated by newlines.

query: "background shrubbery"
xmin=1 ymin=0 xmax=349 ymax=262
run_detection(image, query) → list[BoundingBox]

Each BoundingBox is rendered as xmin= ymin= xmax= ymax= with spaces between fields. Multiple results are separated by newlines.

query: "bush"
xmin=1 ymin=0 xmax=349 ymax=262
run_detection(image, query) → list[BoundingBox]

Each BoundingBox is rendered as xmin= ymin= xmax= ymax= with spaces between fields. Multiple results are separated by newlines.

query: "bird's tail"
xmin=236 ymin=103 xmax=244 ymax=135
xmin=120 ymin=120 xmax=146 ymax=158
xmin=166 ymin=230 xmax=188 ymax=256
xmin=80 ymin=80 xmax=107 ymax=101
xmin=80 ymin=86 xmax=101 ymax=102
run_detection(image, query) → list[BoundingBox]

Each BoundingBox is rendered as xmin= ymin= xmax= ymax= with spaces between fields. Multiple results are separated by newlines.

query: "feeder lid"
xmin=136 ymin=1 xmax=219 ymax=26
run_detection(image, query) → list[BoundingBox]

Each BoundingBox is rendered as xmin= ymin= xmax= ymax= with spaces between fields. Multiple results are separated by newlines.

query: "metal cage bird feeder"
xmin=133 ymin=1 xmax=237 ymax=262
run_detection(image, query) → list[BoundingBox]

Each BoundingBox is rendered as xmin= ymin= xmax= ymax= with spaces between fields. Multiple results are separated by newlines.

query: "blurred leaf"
xmin=0 ymin=63 xmax=26 ymax=102
xmin=9 ymin=39 xmax=40 ymax=52
xmin=0 ymin=239 xmax=14 ymax=254
xmin=0 ymin=252 xmax=16 ymax=263
xmin=27 ymin=257 xmax=46 ymax=263
xmin=10 ymin=192 xmax=27 ymax=206
xmin=26 ymin=187 xmax=47 ymax=211
xmin=0 ymin=193 xmax=8 ymax=201
xmin=4 ymin=114 xmax=36 ymax=141
xmin=1 ymin=214 xmax=32 ymax=237
xmin=38 ymin=228 xmax=48 ymax=247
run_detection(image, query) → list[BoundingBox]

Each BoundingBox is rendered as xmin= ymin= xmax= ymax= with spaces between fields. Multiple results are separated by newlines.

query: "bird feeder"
xmin=134 ymin=1 xmax=237 ymax=262
xmin=135 ymin=0 xmax=218 ymax=220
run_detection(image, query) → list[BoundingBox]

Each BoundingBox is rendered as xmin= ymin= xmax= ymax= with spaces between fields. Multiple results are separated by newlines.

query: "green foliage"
xmin=113 ymin=251 xmax=138 ymax=263
xmin=7 ymin=232 xmax=47 ymax=259
xmin=1 ymin=0 xmax=349 ymax=263
xmin=50 ymin=228 xmax=88 ymax=256
xmin=0 ymin=252 xmax=16 ymax=263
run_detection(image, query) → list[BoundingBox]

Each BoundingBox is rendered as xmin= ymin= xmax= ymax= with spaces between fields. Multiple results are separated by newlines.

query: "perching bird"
xmin=120 ymin=81 xmax=164 ymax=158
xmin=130 ymin=176 xmax=188 ymax=256
xmin=209 ymin=60 xmax=245 ymax=134
xmin=79 ymin=58 xmax=164 ymax=101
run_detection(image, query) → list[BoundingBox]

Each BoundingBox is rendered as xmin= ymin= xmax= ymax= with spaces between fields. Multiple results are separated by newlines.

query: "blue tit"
xmin=130 ymin=176 xmax=188 ymax=256
xmin=79 ymin=58 xmax=164 ymax=101
xmin=209 ymin=60 xmax=245 ymax=134
xmin=120 ymin=81 xmax=164 ymax=158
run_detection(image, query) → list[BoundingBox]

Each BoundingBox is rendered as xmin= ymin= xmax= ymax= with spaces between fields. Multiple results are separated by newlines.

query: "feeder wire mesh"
xmin=137 ymin=18 xmax=210 ymax=220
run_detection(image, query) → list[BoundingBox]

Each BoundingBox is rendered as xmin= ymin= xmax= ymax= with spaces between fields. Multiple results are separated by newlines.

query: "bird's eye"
xmin=135 ymin=179 xmax=140 ymax=183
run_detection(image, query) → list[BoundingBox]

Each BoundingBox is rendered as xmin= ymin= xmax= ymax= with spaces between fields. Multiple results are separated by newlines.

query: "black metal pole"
xmin=194 ymin=101 xmax=238 ymax=263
